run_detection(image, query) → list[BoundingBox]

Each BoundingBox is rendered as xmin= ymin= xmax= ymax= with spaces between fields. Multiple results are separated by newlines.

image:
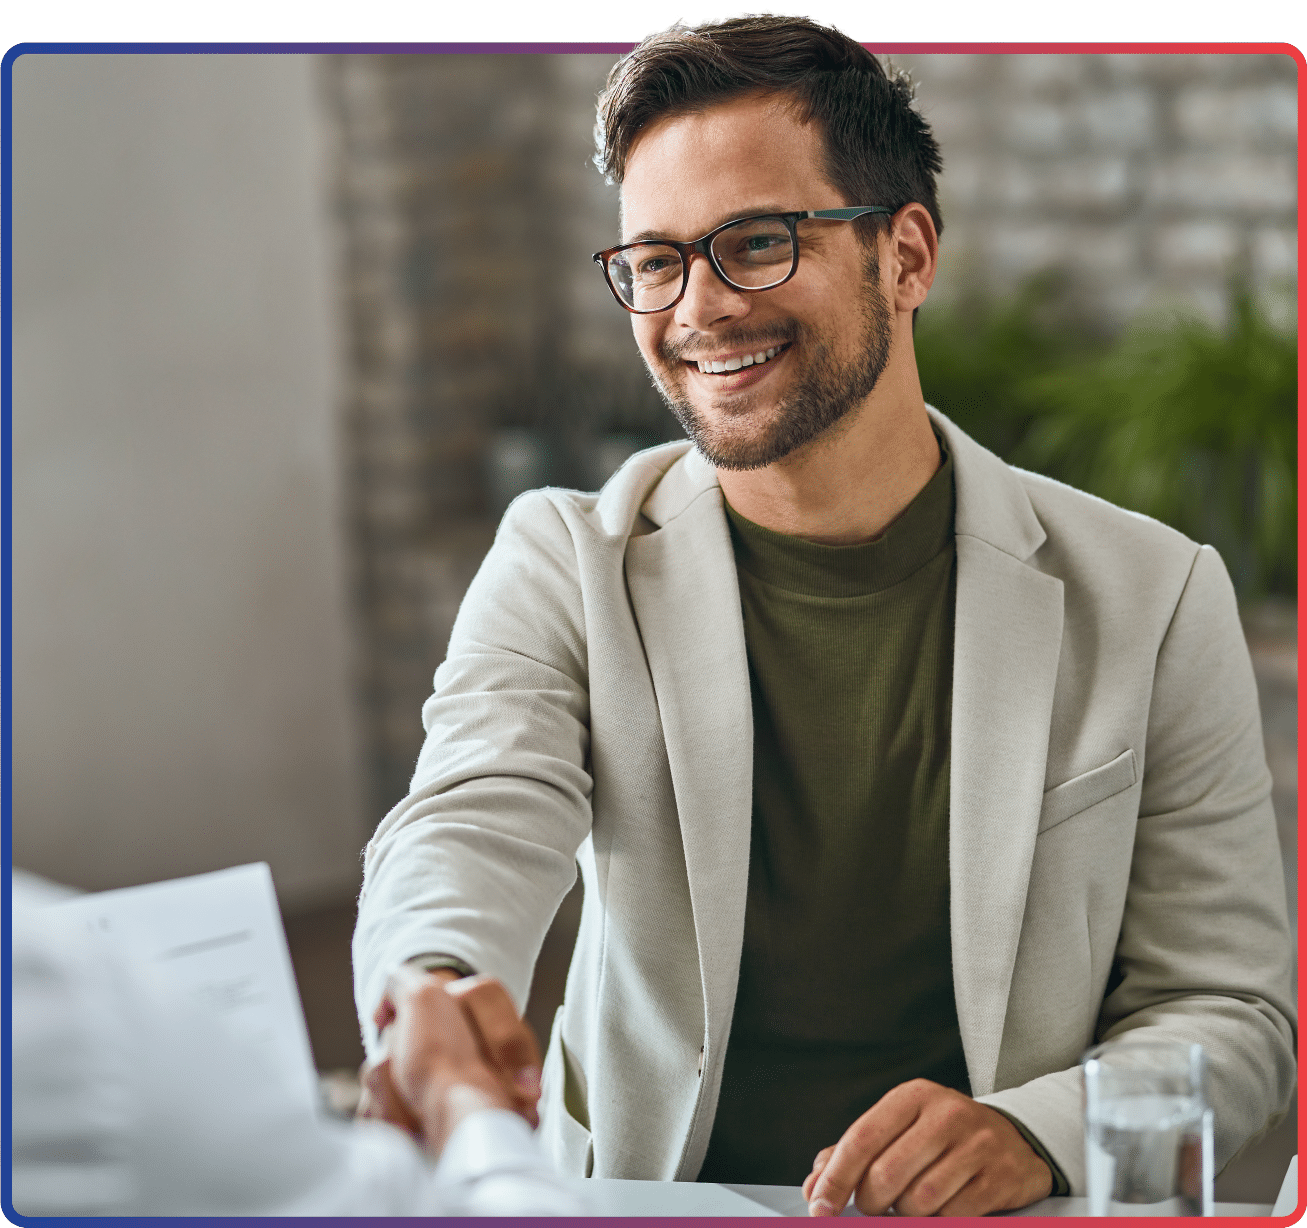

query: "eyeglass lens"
xmin=606 ymin=216 xmax=796 ymax=311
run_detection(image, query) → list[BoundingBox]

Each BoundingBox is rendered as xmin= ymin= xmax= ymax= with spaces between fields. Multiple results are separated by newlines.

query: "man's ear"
xmin=887 ymin=202 xmax=938 ymax=316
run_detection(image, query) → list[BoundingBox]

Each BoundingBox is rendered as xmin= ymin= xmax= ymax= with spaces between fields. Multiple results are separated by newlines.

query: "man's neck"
xmin=715 ymin=377 xmax=942 ymax=547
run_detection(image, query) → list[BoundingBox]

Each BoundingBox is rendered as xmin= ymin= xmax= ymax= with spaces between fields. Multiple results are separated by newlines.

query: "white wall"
xmin=11 ymin=53 xmax=365 ymax=910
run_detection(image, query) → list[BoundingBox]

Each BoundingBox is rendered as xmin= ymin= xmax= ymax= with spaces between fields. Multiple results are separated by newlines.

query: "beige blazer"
xmin=354 ymin=409 xmax=1295 ymax=1194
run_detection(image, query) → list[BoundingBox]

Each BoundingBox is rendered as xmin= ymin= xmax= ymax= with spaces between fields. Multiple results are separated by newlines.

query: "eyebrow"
xmin=625 ymin=206 xmax=797 ymax=245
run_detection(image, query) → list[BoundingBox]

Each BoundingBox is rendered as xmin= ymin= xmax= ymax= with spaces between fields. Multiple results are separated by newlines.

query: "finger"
xmin=447 ymin=976 xmax=542 ymax=1093
xmin=851 ymin=1118 xmax=950 ymax=1216
xmin=362 ymin=1061 xmax=407 ymax=1131
xmin=936 ymin=1172 xmax=995 ymax=1218
xmin=802 ymin=1147 xmax=834 ymax=1202
xmin=889 ymin=1142 xmax=981 ymax=1217
xmin=807 ymin=1083 xmax=925 ymax=1216
xmin=359 ymin=1058 xmax=423 ymax=1138
xmin=357 ymin=1058 xmax=382 ymax=1118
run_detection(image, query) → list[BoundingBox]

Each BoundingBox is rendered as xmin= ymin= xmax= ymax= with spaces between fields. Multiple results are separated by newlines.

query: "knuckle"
xmin=847 ymin=1116 xmax=876 ymax=1147
xmin=865 ymin=1155 xmax=899 ymax=1199
xmin=930 ymin=1106 xmax=962 ymax=1135
xmin=911 ymin=1176 xmax=938 ymax=1207
xmin=879 ymin=1081 xmax=914 ymax=1110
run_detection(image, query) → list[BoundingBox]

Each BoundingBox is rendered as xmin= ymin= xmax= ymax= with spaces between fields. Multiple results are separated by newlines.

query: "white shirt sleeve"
xmin=10 ymin=870 xmax=584 ymax=1217
xmin=434 ymin=1109 xmax=587 ymax=1216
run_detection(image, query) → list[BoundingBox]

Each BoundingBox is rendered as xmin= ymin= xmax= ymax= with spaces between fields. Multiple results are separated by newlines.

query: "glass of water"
xmin=1083 ymin=1039 xmax=1213 ymax=1216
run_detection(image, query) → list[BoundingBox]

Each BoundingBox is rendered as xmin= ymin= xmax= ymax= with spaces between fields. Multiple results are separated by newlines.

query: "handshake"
xmin=356 ymin=965 xmax=543 ymax=1157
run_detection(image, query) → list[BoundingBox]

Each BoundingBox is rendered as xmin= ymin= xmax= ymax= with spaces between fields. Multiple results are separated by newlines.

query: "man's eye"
xmin=722 ymin=233 xmax=793 ymax=265
xmin=635 ymin=255 xmax=680 ymax=280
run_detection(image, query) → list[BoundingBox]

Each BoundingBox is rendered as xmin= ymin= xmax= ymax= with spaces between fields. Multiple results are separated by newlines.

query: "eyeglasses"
xmin=592 ymin=207 xmax=892 ymax=315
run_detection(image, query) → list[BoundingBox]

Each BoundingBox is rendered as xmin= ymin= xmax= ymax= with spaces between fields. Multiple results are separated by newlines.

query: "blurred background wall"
xmin=906 ymin=52 xmax=1297 ymax=327
xmin=322 ymin=54 xmax=658 ymax=820
xmin=11 ymin=54 xmax=364 ymax=909
xmin=10 ymin=54 xmax=1296 ymax=1179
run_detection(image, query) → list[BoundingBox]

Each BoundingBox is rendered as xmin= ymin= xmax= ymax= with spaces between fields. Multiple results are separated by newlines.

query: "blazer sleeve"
xmin=353 ymin=492 xmax=595 ymax=1056
xmin=977 ymin=543 xmax=1297 ymax=1194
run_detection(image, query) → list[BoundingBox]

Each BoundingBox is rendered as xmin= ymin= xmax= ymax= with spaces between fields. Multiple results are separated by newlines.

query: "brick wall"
xmin=897 ymin=52 xmax=1297 ymax=328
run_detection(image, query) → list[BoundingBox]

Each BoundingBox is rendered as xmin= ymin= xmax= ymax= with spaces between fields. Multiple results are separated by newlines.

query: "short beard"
xmin=648 ymin=257 xmax=895 ymax=472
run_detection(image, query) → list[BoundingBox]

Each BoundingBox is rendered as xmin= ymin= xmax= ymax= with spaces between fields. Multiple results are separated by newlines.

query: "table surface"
xmin=564 ymin=1178 xmax=1274 ymax=1217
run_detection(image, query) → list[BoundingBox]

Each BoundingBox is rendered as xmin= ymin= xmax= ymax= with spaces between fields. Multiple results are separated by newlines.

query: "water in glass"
xmin=1083 ymin=1041 xmax=1213 ymax=1216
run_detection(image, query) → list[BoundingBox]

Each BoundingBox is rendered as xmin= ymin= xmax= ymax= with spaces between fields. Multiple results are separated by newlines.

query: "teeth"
xmin=695 ymin=344 xmax=783 ymax=374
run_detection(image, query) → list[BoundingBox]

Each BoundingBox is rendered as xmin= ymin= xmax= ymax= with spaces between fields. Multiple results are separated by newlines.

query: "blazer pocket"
xmin=1039 ymin=748 xmax=1137 ymax=834
xmin=542 ymin=1010 xmax=594 ymax=1177
xmin=559 ymin=1034 xmax=595 ymax=1176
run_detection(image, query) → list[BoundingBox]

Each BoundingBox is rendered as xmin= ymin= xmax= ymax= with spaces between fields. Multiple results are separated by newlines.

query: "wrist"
xmin=419 ymin=1079 xmax=515 ymax=1156
xmin=986 ymin=1104 xmax=1065 ymax=1198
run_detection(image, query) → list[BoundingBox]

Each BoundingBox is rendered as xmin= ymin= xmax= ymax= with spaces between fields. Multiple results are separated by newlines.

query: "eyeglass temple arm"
xmin=805 ymin=206 xmax=893 ymax=221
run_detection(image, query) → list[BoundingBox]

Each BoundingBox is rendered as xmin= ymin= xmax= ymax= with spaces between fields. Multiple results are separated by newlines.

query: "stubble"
xmin=647 ymin=260 xmax=895 ymax=472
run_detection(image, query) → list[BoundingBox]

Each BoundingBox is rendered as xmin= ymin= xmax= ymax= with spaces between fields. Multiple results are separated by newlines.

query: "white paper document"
xmin=49 ymin=862 xmax=319 ymax=1114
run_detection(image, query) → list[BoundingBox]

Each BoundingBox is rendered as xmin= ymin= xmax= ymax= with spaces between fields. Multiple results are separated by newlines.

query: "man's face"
xmin=619 ymin=93 xmax=895 ymax=471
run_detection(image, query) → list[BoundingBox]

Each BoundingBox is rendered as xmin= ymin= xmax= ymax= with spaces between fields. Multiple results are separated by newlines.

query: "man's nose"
xmin=672 ymin=251 xmax=752 ymax=331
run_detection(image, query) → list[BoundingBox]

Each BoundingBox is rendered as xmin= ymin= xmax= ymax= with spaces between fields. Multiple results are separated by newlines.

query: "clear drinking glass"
xmin=1083 ymin=1039 xmax=1213 ymax=1216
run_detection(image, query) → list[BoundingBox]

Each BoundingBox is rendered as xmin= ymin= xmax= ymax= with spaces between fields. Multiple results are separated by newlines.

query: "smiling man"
xmin=354 ymin=18 xmax=1294 ymax=1217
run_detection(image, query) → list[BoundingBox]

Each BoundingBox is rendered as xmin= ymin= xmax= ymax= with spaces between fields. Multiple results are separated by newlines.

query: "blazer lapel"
xmin=625 ymin=462 xmax=754 ymax=1064
xmin=950 ymin=539 xmax=1063 ymax=1095
xmin=935 ymin=409 xmax=1065 ymax=1096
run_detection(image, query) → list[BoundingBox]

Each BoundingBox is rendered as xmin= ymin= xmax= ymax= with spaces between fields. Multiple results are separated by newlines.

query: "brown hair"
xmin=595 ymin=15 xmax=944 ymax=240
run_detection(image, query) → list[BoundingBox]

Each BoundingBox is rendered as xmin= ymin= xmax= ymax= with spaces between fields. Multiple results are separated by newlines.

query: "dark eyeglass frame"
xmin=592 ymin=206 xmax=893 ymax=315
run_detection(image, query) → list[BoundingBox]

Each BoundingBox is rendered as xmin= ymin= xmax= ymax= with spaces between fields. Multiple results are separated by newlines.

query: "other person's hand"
xmin=356 ymin=966 xmax=542 ymax=1154
xmin=801 ymin=1079 xmax=1053 ymax=1216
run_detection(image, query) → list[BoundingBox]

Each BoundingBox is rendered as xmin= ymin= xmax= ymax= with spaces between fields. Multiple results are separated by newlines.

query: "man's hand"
xmin=801 ymin=1080 xmax=1053 ymax=1217
xmin=356 ymin=965 xmax=543 ymax=1155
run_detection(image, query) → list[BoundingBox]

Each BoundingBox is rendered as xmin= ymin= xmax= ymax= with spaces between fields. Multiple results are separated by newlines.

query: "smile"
xmin=686 ymin=343 xmax=789 ymax=375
